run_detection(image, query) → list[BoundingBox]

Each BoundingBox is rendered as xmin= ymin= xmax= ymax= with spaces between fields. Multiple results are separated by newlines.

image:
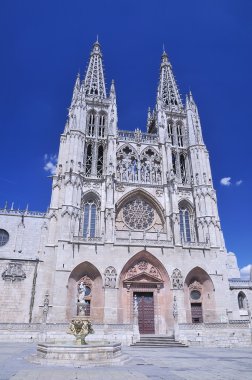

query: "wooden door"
xmin=134 ymin=292 xmax=155 ymax=334
xmin=191 ymin=303 xmax=203 ymax=323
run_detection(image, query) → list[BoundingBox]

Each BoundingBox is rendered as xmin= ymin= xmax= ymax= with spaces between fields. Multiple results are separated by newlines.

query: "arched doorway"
xmin=118 ymin=251 xmax=173 ymax=335
xmin=184 ymin=267 xmax=216 ymax=323
xmin=66 ymin=261 xmax=104 ymax=322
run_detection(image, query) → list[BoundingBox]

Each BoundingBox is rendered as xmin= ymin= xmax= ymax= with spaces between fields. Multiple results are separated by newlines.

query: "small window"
xmin=0 ymin=229 xmax=9 ymax=247
xmin=238 ymin=292 xmax=246 ymax=309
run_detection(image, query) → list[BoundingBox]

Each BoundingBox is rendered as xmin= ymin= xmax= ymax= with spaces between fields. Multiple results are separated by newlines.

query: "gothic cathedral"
xmin=0 ymin=41 xmax=251 ymax=346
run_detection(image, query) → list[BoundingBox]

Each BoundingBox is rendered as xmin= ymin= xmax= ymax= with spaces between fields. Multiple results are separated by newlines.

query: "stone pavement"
xmin=0 ymin=343 xmax=252 ymax=380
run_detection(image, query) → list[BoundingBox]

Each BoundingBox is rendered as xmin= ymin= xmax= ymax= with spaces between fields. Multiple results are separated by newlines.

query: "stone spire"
xmin=84 ymin=40 xmax=107 ymax=98
xmin=157 ymin=50 xmax=183 ymax=111
xmin=70 ymin=73 xmax=80 ymax=108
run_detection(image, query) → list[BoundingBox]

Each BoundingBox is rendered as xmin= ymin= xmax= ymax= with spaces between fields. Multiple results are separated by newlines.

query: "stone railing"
xmin=229 ymin=279 xmax=252 ymax=289
xmin=72 ymin=236 xmax=103 ymax=244
xmin=115 ymin=237 xmax=172 ymax=247
xmin=118 ymin=130 xmax=158 ymax=143
xmin=181 ymin=241 xmax=210 ymax=249
xmin=0 ymin=208 xmax=46 ymax=217
xmin=179 ymin=321 xmax=250 ymax=329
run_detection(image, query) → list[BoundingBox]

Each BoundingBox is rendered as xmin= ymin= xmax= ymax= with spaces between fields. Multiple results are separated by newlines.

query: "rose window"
xmin=123 ymin=199 xmax=154 ymax=230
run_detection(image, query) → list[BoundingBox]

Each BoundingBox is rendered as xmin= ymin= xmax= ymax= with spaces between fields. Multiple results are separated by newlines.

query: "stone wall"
xmin=178 ymin=322 xmax=252 ymax=347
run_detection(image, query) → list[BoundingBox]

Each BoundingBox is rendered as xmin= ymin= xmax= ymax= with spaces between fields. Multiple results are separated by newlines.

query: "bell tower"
xmin=48 ymin=40 xmax=117 ymax=244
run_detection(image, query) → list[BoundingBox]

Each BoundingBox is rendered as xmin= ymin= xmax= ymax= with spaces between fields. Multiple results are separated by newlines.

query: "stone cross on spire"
xmin=157 ymin=50 xmax=183 ymax=111
xmin=84 ymin=40 xmax=107 ymax=98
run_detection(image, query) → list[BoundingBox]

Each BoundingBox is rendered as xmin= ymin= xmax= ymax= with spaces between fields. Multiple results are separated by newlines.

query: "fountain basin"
xmin=32 ymin=341 xmax=126 ymax=366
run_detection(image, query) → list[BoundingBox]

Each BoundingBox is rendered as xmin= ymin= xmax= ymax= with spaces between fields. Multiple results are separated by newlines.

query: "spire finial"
xmin=96 ymin=34 xmax=99 ymax=43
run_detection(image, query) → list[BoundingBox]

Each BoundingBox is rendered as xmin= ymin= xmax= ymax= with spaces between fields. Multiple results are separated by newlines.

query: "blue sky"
xmin=0 ymin=0 xmax=251 ymax=269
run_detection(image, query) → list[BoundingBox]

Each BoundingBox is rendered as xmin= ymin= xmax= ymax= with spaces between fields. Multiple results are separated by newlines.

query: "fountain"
xmin=32 ymin=283 xmax=126 ymax=366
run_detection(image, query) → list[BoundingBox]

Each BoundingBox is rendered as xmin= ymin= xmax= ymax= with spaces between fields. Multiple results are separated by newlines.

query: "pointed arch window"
xmin=180 ymin=154 xmax=186 ymax=184
xmin=177 ymin=125 xmax=183 ymax=147
xmin=88 ymin=112 xmax=95 ymax=136
xmin=238 ymin=292 xmax=247 ymax=310
xmin=97 ymin=145 xmax=104 ymax=177
xmin=167 ymin=121 xmax=174 ymax=145
xmin=98 ymin=114 xmax=106 ymax=138
xmin=83 ymin=201 xmax=97 ymax=238
xmin=179 ymin=204 xmax=193 ymax=242
xmin=85 ymin=144 xmax=93 ymax=176
xmin=172 ymin=152 xmax=177 ymax=174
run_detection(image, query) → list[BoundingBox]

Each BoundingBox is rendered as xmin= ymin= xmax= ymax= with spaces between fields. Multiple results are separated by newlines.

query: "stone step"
xmin=131 ymin=335 xmax=188 ymax=348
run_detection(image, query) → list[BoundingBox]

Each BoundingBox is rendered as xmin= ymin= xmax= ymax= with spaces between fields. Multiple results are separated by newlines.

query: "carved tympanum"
xmin=126 ymin=260 xmax=161 ymax=279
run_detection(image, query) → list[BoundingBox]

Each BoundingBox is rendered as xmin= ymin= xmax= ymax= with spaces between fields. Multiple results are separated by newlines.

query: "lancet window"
xmin=167 ymin=121 xmax=174 ymax=145
xmin=85 ymin=144 xmax=93 ymax=176
xmin=87 ymin=112 xmax=96 ymax=137
xmin=97 ymin=145 xmax=104 ymax=176
xmin=82 ymin=195 xmax=100 ymax=238
xmin=172 ymin=151 xmax=177 ymax=174
xmin=180 ymin=154 xmax=187 ymax=184
xmin=98 ymin=113 xmax=106 ymax=138
xmin=179 ymin=202 xmax=194 ymax=242
xmin=177 ymin=124 xmax=183 ymax=147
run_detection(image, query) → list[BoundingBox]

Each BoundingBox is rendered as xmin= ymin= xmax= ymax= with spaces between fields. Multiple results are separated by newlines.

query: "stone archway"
xmin=184 ymin=267 xmax=216 ymax=323
xmin=66 ymin=261 xmax=104 ymax=323
xmin=118 ymin=251 xmax=173 ymax=335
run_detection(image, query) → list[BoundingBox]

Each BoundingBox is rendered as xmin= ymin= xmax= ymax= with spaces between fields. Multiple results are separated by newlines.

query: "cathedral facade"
xmin=0 ymin=41 xmax=251 ymax=346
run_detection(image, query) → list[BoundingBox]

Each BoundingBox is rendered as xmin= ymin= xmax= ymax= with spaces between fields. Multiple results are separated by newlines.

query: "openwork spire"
xmin=158 ymin=51 xmax=183 ymax=110
xmin=84 ymin=40 xmax=106 ymax=98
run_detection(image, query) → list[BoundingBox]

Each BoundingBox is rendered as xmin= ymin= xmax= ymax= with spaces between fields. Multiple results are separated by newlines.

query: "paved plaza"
xmin=0 ymin=343 xmax=252 ymax=380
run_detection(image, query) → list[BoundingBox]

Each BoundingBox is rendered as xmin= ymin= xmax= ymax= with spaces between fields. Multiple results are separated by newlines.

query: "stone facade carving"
xmin=2 ymin=262 xmax=26 ymax=282
xmin=104 ymin=266 xmax=117 ymax=288
xmin=172 ymin=268 xmax=183 ymax=289
xmin=116 ymin=145 xmax=162 ymax=185
xmin=126 ymin=260 xmax=161 ymax=280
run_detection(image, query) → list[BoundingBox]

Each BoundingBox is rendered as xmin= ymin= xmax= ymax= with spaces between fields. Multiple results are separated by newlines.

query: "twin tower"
xmin=48 ymin=39 xmax=224 ymax=251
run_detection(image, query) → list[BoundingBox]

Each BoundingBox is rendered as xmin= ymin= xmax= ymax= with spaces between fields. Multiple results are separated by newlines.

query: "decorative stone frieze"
xmin=2 ymin=262 xmax=26 ymax=282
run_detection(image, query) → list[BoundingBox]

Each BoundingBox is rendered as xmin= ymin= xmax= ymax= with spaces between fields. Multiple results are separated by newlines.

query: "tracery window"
xmin=177 ymin=124 xmax=183 ymax=147
xmin=123 ymin=199 xmax=154 ymax=230
xmin=97 ymin=145 xmax=104 ymax=177
xmin=85 ymin=144 xmax=93 ymax=176
xmin=117 ymin=146 xmax=138 ymax=183
xmin=87 ymin=112 xmax=95 ymax=137
xmin=238 ymin=292 xmax=246 ymax=309
xmin=116 ymin=146 xmax=161 ymax=185
xmin=140 ymin=148 xmax=162 ymax=184
xmin=179 ymin=203 xmax=193 ymax=242
xmin=167 ymin=121 xmax=174 ymax=145
xmin=83 ymin=200 xmax=97 ymax=238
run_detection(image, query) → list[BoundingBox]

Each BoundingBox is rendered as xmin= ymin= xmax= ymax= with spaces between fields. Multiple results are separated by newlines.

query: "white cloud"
xmin=236 ymin=180 xmax=243 ymax=186
xmin=43 ymin=154 xmax=57 ymax=175
xmin=220 ymin=177 xmax=231 ymax=186
xmin=240 ymin=264 xmax=252 ymax=279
